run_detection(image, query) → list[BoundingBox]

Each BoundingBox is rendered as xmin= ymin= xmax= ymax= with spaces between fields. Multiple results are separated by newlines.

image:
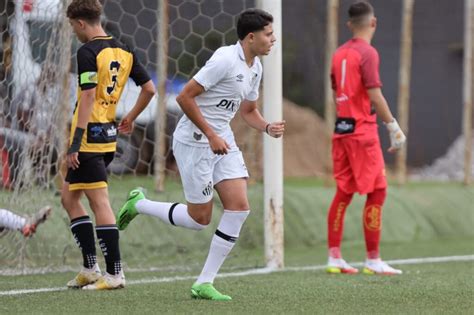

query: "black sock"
xmin=96 ymin=225 xmax=122 ymax=275
xmin=70 ymin=216 xmax=97 ymax=269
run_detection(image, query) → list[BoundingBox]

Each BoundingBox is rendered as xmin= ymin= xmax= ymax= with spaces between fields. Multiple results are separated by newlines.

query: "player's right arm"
xmin=176 ymin=50 xmax=231 ymax=155
xmin=367 ymin=88 xmax=393 ymax=124
xmin=67 ymin=47 xmax=98 ymax=170
xmin=362 ymin=48 xmax=406 ymax=153
xmin=368 ymin=88 xmax=406 ymax=153
xmin=176 ymin=80 xmax=230 ymax=155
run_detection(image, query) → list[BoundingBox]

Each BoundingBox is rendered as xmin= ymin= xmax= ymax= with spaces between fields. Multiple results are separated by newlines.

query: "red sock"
xmin=363 ymin=188 xmax=387 ymax=259
xmin=327 ymin=188 xmax=353 ymax=258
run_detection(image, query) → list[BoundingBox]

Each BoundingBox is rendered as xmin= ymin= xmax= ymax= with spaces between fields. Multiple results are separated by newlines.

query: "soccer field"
xmin=0 ymin=240 xmax=473 ymax=313
xmin=1 ymin=179 xmax=473 ymax=313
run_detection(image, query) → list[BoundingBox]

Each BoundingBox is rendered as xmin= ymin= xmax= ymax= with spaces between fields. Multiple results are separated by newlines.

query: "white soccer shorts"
xmin=172 ymin=139 xmax=249 ymax=204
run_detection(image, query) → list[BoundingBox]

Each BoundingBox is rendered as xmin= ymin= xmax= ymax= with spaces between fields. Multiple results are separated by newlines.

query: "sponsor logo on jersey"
xmin=90 ymin=126 xmax=103 ymax=138
xmin=236 ymin=74 xmax=244 ymax=82
xmin=106 ymin=125 xmax=117 ymax=137
xmin=216 ymin=99 xmax=238 ymax=112
xmin=87 ymin=122 xmax=118 ymax=143
xmin=336 ymin=93 xmax=349 ymax=103
xmin=334 ymin=117 xmax=356 ymax=134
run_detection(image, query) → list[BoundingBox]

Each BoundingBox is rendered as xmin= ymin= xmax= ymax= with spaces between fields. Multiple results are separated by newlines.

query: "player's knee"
xmin=336 ymin=187 xmax=354 ymax=203
xmin=187 ymin=203 xmax=213 ymax=227
xmin=370 ymin=188 xmax=387 ymax=199
xmin=88 ymin=198 xmax=111 ymax=214
xmin=192 ymin=213 xmax=211 ymax=226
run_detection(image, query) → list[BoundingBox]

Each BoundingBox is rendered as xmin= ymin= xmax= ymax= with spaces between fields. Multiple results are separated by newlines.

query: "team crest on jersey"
xmin=236 ymin=74 xmax=244 ymax=82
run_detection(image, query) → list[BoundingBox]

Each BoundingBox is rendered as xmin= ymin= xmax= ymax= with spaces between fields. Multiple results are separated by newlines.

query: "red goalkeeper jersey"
xmin=330 ymin=38 xmax=382 ymax=139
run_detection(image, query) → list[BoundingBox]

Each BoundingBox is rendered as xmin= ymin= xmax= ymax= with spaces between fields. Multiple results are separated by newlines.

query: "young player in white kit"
xmin=118 ymin=9 xmax=285 ymax=300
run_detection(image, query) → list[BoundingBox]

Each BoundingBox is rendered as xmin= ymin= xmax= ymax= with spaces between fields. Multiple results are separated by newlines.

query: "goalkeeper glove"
xmin=385 ymin=119 xmax=406 ymax=151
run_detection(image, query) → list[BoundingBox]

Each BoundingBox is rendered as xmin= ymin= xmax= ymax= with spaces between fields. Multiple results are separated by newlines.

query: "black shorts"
xmin=66 ymin=152 xmax=114 ymax=191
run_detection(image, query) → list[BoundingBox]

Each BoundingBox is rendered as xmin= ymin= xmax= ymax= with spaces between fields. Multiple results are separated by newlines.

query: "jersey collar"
xmin=91 ymin=35 xmax=112 ymax=40
xmin=236 ymin=41 xmax=258 ymax=69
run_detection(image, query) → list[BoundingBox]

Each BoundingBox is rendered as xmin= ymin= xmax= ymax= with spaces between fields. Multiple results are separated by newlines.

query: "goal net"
xmin=0 ymin=0 xmax=264 ymax=274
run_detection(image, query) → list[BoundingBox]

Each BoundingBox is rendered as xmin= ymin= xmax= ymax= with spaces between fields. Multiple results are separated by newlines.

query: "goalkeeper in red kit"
xmin=326 ymin=1 xmax=406 ymax=275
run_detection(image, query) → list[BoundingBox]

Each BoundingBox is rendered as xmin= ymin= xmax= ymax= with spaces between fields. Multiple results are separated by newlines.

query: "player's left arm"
xmin=118 ymin=53 xmax=156 ymax=134
xmin=118 ymin=80 xmax=156 ymax=134
xmin=363 ymin=48 xmax=406 ymax=153
xmin=239 ymin=99 xmax=285 ymax=138
xmin=368 ymin=88 xmax=406 ymax=153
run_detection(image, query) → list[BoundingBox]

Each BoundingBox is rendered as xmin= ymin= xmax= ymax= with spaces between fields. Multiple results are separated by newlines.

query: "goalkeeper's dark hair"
xmin=348 ymin=1 xmax=374 ymax=25
xmin=237 ymin=9 xmax=273 ymax=40
xmin=67 ymin=0 xmax=102 ymax=24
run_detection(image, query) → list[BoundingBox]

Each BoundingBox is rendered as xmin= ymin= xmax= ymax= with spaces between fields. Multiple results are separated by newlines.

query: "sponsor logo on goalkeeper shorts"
xmin=364 ymin=205 xmax=382 ymax=231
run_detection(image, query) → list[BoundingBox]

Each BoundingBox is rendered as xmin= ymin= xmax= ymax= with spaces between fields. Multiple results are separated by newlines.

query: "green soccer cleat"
xmin=191 ymin=283 xmax=232 ymax=301
xmin=117 ymin=188 xmax=145 ymax=230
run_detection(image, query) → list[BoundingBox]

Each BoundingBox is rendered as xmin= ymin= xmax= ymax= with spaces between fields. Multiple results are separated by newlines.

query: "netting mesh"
xmin=0 ymin=0 xmax=72 ymax=272
xmin=0 ymin=0 xmax=262 ymax=275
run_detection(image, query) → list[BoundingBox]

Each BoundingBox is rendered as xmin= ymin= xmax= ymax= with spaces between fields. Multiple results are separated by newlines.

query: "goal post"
xmin=258 ymin=0 xmax=284 ymax=269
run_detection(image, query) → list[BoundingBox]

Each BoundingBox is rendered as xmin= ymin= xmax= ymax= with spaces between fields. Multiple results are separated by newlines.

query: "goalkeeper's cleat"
xmin=326 ymin=257 xmax=359 ymax=274
xmin=22 ymin=205 xmax=52 ymax=237
xmin=117 ymin=188 xmax=145 ymax=230
xmin=363 ymin=259 xmax=403 ymax=275
xmin=191 ymin=283 xmax=232 ymax=301
xmin=67 ymin=264 xmax=102 ymax=288
xmin=82 ymin=272 xmax=125 ymax=290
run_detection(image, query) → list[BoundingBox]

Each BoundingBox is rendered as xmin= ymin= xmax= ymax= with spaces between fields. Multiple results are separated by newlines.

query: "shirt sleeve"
xmin=193 ymin=50 xmax=229 ymax=91
xmin=361 ymin=47 xmax=383 ymax=89
xmin=77 ymin=46 xmax=98 ymax=90
xmin=129 ymin=52 xmax=151 ymax=86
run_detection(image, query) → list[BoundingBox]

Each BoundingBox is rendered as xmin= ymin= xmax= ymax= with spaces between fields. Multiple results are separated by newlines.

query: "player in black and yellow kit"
xmin=62 ymin=0 xmax=156 ymax=290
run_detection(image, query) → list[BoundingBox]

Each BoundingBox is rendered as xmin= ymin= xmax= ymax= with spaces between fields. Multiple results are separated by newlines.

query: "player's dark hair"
xmin=67 ymin=0 xmax=102 ymax=24
xmin=237 ymin=9 xmax=273 ymax=40
xmin=348 ymin=1 xmax=374 ymax=25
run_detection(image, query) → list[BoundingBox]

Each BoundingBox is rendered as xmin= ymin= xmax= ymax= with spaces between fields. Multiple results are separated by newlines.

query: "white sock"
xmin=0 ymin=209 xmax=26 ymax=231
xmin=135 ymin=199 xmax=206 ymax=230
xmin=196 ymin=210 xmax=250 ymax=284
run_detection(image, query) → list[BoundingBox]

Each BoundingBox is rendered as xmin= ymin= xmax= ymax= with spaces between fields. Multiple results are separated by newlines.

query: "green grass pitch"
xmin=0 ymin=178 xmax=473 ymax=313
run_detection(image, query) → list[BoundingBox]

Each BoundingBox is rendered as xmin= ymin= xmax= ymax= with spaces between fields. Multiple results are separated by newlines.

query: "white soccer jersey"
xmin=173 ymin=41 xmax=262 ymax=147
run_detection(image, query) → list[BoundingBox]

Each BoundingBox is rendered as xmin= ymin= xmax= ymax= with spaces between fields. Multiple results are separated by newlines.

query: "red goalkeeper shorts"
xmin=332 ymin=136 xmax=387 ymax=195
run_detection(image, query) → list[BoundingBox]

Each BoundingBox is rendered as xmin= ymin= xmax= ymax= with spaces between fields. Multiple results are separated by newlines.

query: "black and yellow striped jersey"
xmin=70 ymin=36 xmax=150 ymax=153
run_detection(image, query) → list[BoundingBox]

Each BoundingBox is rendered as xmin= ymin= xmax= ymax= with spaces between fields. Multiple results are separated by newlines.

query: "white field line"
xmin=0 ymin=254 xmax=472 ymax=297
